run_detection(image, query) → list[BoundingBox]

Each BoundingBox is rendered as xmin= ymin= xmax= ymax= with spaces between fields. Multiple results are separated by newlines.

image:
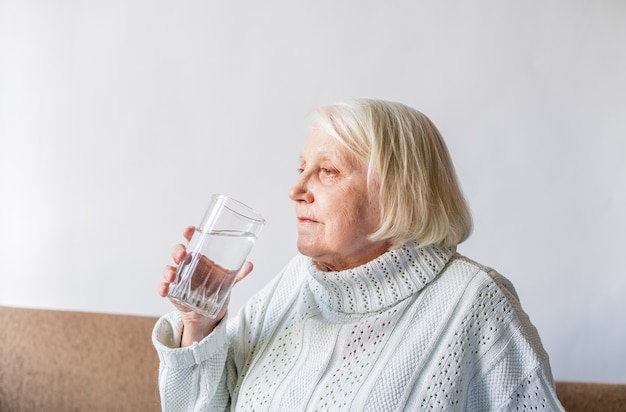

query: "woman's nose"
xmin=289 ymin=173 xmax=313 ymax=203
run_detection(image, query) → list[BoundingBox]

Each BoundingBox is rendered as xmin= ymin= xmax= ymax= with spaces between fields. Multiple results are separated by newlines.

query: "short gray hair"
xmin=310 ymin=98 xmax=472 ymax=249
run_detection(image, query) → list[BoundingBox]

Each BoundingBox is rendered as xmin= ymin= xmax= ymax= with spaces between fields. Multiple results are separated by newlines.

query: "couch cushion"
xmin=0 ymin=306 xmax=160 ymax=412
xmin=555 ymin=380 xmax=626 ymax=412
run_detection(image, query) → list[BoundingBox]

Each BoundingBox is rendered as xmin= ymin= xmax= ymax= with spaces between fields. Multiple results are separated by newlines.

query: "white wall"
xmin=1 ymin=0 xmax=624 ymax=384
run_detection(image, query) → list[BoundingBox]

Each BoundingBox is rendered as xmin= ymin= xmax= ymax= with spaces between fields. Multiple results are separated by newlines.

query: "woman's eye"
xmin=296 ymin=168 xmax=304 ymax=174
xmin=321 ymin=168 xmax=336 ymax=177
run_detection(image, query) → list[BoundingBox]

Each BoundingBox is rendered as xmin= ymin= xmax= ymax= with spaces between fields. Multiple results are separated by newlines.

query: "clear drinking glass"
xmin=167 ymin=194 xmax=265 ymax=318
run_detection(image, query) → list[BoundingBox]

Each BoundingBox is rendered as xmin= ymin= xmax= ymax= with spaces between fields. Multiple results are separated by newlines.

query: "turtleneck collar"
xmin=306 ymin=242 xmax=456 ymax=314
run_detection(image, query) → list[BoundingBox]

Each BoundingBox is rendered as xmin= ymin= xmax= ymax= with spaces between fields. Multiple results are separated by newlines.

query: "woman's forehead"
xmin=301 ymin=129 xmax=347 ymax=158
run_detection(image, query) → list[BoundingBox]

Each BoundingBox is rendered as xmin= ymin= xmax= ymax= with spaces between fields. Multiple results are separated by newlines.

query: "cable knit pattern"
xmin=153 ymin=244 xmax=564 ymax=411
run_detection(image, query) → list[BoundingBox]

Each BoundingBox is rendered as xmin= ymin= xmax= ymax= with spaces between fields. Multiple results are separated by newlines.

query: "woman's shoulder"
xmin=444 ymin=252 xmax=521 ymax=302
xmin=439 ymin=253 xmax=542 ymax=347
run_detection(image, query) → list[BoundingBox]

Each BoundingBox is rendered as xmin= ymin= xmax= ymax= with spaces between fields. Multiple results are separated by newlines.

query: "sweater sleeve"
xmin=152 ymin=311 xmax=232 ymax=411
xmin=466 ymin=271 xmax=565 ymax=412
xmin=466 ymin=340 xmax=565 ymax=411
xmin=151 ymin=255 xmax=308 ymax=411
xmin=498 ymin=364 xmax=564 ymax=411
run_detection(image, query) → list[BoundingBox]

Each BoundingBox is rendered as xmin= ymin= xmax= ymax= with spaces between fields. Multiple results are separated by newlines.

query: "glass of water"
xmin=167 ymin=194 xmax=265 ymax=318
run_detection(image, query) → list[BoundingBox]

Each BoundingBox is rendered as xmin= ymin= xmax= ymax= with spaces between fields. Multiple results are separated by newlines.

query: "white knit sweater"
xmin=153 ymin=243 xmax=564 ymax=411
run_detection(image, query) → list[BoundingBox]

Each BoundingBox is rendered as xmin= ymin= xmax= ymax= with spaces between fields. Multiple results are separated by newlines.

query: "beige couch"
xmin=0 ymin=305 xmax=160 ymax=412
xmin=1 ymin=305 xmax=625 ymax=411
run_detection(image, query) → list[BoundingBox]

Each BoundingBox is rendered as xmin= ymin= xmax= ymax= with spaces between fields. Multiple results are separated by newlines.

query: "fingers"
xmin=169 ymin=226 xmax=195 ymax=264
xmin=183 ymin=226 xmax=195 ymax=242
xmin=158 ymin=226 xmax=195 ymax=302
xmin=160 ymin=227 xmax=253 ymax=319
xmin=163 ymin=264 xmax=177 ymax=283
xmin=235 ymin=261 xmax=254 ymax=283
xmin=157 ymin=282 xmax=169 ymax=298
xmin=158 ymin=264 xmax=177 ymax=297
xmin=171 ymin=243 xmax=187 ymax=265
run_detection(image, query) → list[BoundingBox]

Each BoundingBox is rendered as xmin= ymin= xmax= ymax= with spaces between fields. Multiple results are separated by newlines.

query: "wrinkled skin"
xmin=288 ymin=127 xmax=389 ymax=271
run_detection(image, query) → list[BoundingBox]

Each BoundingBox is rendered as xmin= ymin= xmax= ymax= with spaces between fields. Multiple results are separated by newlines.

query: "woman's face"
xmin=288 ymin=127 xmax=389 ymax=271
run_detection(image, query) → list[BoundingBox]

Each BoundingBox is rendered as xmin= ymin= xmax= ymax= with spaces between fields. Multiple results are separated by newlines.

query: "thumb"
xmin=235 ymin=261 xmax=254 ymax=283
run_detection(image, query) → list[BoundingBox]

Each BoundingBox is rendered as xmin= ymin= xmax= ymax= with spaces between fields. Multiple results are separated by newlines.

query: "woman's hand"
xmin=158 ymin=226 xmax=254 ymax=347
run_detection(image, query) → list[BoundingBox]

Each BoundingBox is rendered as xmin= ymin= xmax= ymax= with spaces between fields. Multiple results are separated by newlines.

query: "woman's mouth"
xmin=297 ymin=216 xmax=318 ymax=224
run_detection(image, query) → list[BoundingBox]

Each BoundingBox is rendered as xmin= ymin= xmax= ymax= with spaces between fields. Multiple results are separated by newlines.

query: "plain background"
xmin=1 ymin=0 xmax=625 ymax=384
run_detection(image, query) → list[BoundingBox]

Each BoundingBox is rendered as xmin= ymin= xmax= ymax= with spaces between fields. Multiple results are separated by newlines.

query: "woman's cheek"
xmin=335 ymin=185 xmax=367 ymax=227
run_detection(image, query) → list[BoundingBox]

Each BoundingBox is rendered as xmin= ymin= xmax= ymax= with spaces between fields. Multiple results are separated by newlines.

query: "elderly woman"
xmin=153 ymin=99 xmax=565 ymax=411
